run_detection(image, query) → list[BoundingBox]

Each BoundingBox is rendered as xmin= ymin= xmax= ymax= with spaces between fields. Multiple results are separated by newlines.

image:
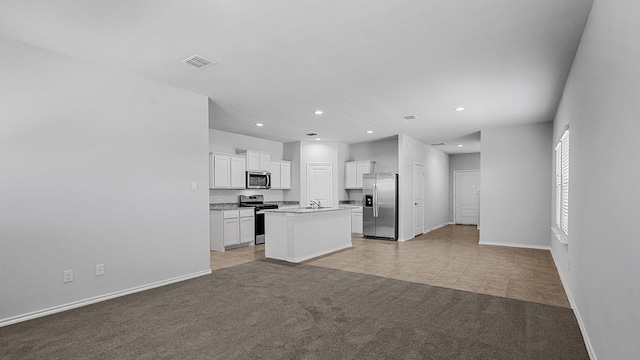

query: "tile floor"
xmin=210 ymin=224 xmax=570 ymax=308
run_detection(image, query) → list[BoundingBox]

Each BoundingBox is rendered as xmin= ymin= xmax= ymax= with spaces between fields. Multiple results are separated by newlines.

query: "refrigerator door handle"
xmin=373 ymin=181 xmax=378 ymax=217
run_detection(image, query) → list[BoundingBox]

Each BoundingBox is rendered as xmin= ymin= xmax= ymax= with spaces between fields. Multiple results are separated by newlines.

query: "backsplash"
xmin=209 ymin=188 xmax=285 ymax=204
xmin=340 ymin=199 xmax=363 ymax=206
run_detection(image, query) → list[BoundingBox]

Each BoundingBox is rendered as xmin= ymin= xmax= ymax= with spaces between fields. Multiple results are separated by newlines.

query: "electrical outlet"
xmin=96 ymin=264 xmax=105 ymax=276
xmin=63 ymin=270 xmax=74 ymax=283
xmin=191 ymin=181 xmax=198 ymax=191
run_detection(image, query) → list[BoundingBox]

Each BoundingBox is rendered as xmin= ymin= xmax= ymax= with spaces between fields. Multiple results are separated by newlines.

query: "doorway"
xmin=413 ymin=162 xmax=424 ymax=236
xmin=454 ymin=170 xmax=480 ymax=225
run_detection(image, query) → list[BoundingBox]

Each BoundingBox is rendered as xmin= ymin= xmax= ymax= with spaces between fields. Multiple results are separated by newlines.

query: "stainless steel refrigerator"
xmin=363 ymin=173 xmax=398 ymax=240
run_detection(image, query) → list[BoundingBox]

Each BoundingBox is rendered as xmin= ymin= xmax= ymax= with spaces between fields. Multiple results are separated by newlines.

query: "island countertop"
xmin=264 ymin=207 xmax=352 ymax=263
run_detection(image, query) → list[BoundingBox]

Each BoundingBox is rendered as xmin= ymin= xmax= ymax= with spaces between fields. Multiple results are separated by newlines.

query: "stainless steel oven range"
xmin=238 ymin=195 xmax=278 ymax=245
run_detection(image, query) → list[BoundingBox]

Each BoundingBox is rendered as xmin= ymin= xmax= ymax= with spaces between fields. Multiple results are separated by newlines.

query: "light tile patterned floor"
xmin=211 ymin=225 xmax=570 ymax=308
xmin=210 ymin=244 xmax=264 ymax=270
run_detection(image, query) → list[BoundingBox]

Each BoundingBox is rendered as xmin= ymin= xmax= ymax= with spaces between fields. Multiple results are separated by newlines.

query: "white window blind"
xmin=555 ymin=142 xmax=562 ymax=229
xmin=560 ymin=131 xmax=570 ymax=234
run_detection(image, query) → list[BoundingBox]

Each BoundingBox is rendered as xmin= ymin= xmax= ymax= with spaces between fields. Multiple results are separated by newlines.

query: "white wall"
xmin=0 ymin=36 xmax=211 ymax=324
xmin=349 ymin=136 xmax=399 ymax=173
xmin=550 ymin=0 xmax=640 ymax=358
xmin=208 ymin=129 xmax=286 ymax=203
xmin=449 ymin=153 xmax=481 ymax=222
xmin=209 ymin=128 xmax=284 ymax=160
xmin=283 ymin=141 xmax=301 ymax=202
xmin=298 ymin=141 xmax=342 ymax=207
xmin=398 ymin=134 xmax=449 ymax=241
xmin=336 ymin=142 xmax=351 ymax=201
xmin=347 ymin=137 xmax=399 ymax=202
xmin=480 ymin=122 xmax=552 ymax=249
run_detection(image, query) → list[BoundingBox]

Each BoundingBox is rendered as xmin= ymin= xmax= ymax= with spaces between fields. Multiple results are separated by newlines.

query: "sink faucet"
xmin=309 ymin=199 xmax=321 ymax=209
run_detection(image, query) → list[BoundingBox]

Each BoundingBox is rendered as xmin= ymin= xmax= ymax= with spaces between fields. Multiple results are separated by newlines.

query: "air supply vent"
xmin=430 ymin=142 xmax=446 ymax=146
xmin=182 ymin=54 xmax=216 ymax=69
xmin=306 ymin=132 xmax=318 ymax=137
xmin=403 ymin=115 xmax=417 ymax=120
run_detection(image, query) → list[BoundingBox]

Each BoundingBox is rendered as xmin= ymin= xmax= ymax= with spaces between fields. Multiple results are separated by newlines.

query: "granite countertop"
xmin=338 ymin=204 xmax=363 ymax=209
xmin=210 ymin=201 xmax=300 ymax=211
xmin=210 ymin=203 xmax=241 ymax=210
xmin=264 ymin=207 xmax=351 ymax=214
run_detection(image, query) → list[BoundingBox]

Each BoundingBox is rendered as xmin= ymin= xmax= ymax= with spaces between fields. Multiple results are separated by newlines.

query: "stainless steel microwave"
xmin=246 ymin=171 xmax=271 ymax=189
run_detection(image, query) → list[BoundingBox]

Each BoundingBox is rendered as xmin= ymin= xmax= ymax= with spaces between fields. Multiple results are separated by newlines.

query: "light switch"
xmin=191 ymin=181 xmax=198 ymax=191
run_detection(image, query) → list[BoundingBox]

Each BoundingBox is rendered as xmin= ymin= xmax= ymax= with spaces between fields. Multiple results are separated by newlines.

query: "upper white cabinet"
xmin=270 ymin=160 xmax=291 ymax=189
xmin=210 ymin=153 xmax=247 ymax=189
xmin=238 ymin=149 xmax=270 ymax=171
xmin=344 ymin=160 xmax=374 ymax=189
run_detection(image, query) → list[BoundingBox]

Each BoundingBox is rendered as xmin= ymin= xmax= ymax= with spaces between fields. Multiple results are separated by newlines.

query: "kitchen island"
xmin=264 ymin=207 xmax=352 ymax=263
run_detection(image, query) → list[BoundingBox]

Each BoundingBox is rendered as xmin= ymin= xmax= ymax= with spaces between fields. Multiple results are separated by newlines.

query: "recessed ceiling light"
xmin=458 ymin=144 xmax=464 ymax=147
xmin=255 ymin=123 xmax=264 ymax=127
xmin=454 ymin=107 xmax=465 ymax=112
xmin=314 ymin=110 xmax=323 ymax=115
xmin=366 ymin=130 xmax=373 ymax=134
xmin=315 ymin=138 xmax=321 ymax=141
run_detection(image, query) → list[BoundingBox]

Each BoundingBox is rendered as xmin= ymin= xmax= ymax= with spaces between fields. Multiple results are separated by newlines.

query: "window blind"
xmin=555 ymin=142 xmax=562 ymax=229
xmin=560 ymin=131 xmax=570 ymax=235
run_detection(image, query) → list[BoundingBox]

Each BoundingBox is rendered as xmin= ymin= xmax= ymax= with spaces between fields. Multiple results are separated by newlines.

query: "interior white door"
xmin=306 ymin=163 xmax=333 ymax=208
xmin=413 ymin=162 xmax=424 ymax=236
xmin=454 ymin=171 xmax=480 ymax=225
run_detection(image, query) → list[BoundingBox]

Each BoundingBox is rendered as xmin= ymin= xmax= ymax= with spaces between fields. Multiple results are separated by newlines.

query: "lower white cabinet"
xmin=210 ymin=209 xmax=255 ymax=251
xmin=351 ymin=206 xmax=363 ymax=235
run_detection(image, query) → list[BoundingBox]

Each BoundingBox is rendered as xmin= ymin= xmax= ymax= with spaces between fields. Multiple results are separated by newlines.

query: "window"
xmin=555 ymin=130 xmax=570 ymax=236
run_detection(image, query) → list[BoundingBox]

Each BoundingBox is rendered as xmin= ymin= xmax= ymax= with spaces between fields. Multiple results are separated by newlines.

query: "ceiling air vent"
xmin=403 ymin=115 xmax=417 ymax=120
xmin=182 ymin=54 xmax=216 ymax=69
xmin=431 ymin=142 xmax=446 ymax=146
xmin=306 ymin=132 xmax=318 ymax=137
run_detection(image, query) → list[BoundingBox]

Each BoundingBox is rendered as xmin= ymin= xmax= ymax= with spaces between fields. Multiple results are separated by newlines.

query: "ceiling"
xmin=0 ymin=0 xmax=593 ymax=154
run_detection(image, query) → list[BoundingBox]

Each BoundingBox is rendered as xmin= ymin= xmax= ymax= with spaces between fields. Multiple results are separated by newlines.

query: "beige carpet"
xmin=0 ymin=260 xmax=588 ymax=359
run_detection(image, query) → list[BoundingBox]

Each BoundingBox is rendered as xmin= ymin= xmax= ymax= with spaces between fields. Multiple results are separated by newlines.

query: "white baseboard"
xmin=478 ymin=241 xmax=550 ymax=251
xmin=0 ymin=269 xmax=212 ymax=328
xmin=550 ymin=252 xmax=597 ymax=360
xmin=401 ymin=222 xmax=454 ymax=242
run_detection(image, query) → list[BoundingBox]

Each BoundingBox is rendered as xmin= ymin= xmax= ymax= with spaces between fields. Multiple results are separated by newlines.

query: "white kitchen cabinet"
xmin=280 ymin=162 xmax=291 ymax=188
xmin=210 ymin=209 xmax=255 ymax=251
xmin=269 ymin=160 xmax=292 ymax=189
xmin=230 ymin=156 xmax=247 ymax=189
xmin=345 ymin=163 xmax=357 ymax=189
xmin=238 ymin=149 xmax=270 ymax=171
xmin=239 ymin=215 xmax=255 ymax=244
xmin=223 ymin=218 xmax=240 ymax=246
xmin=351 ymin=206 xmax=363 ymax=235
xmin=210 ymin=153 xmax=246 ymax=189
xmin=344 ymin=160 xmax=374 ymax=189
